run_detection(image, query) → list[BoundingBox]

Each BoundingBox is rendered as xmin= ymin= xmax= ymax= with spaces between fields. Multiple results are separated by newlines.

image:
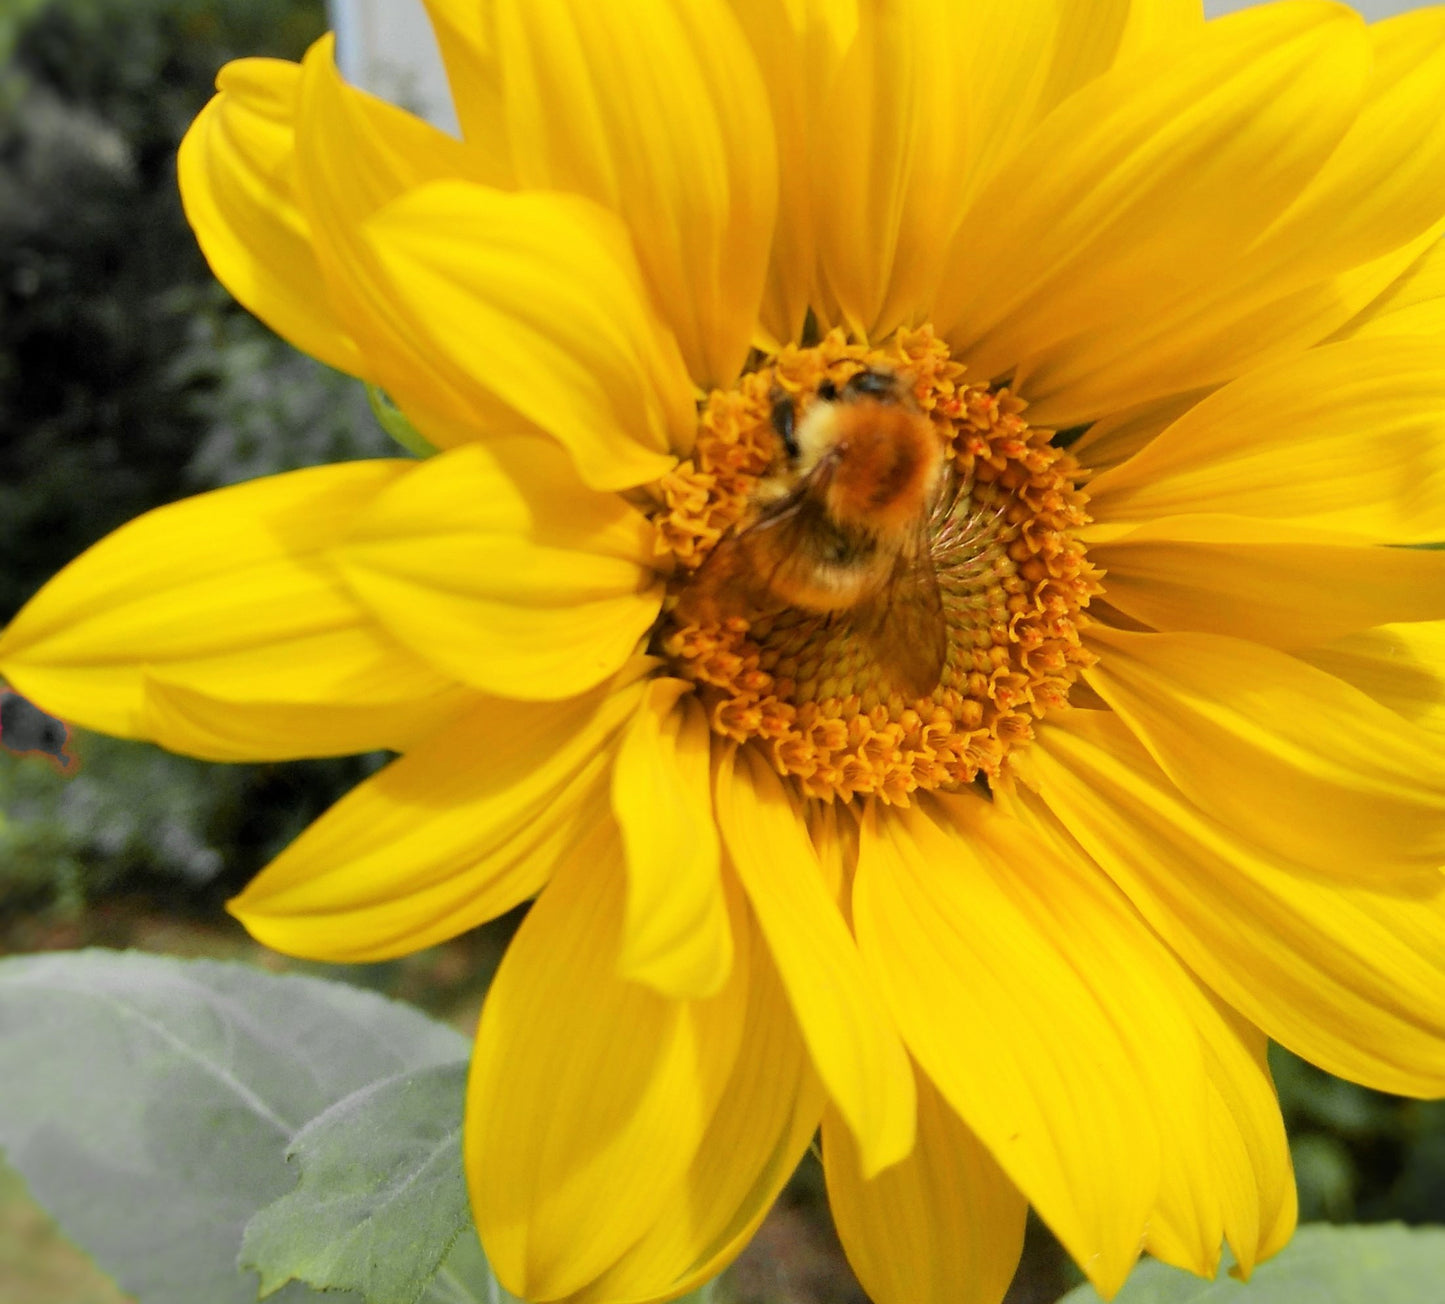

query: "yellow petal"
xmin=961 ymin=0 xmax=1206 ymax=221
xmin=814 ymin=0 xmax=1036 ymax=341
xmin=612 ymin=681 xmax=732 ymax=998
xmin=1022 ymin=710 xmax=1445 ymax=1096
xmin=290 ymin=35 xmax=498 ymax=445
xmin=1069 ymin=388 xmax=1214 ymax=476
xmin=567 ymin=915 xmax=826 ymax=1304
xmin=1301 ymin=621 xmax=1445 ymax=740
xmin=1017 ymin=9 xmax=1445 ymax=424
xmin=469 ymin=823 xmax=748 ymax=1301
xmin=362 ymin=179 xmax=693 ymax=487
xmin=333 ymin=440 xmax=663 ymax=702
xmin=1086 ymin=625 xmax=1445 ymax=879
xmin=713 ymin=745 xmax=916 ymax=1178
xmin=1102 ymin=0 xmax=1204 ymax=59
xmin=1151 ymin=1002 xmax=1297 ymax=1278
xmin=855 ymin=794 xmax=1212 ymax=1297
xmin=935 ymin=1 xmax=1369 ymax=387
xmin=995 ymin=786 xmax=1298 ymax=1278
xmin=417 ymin=0 xmax=515 ymax=183
xmin=807 ymin=797 xmax=854 ymax=906
xmin=726 ymin=0 xmax=855 ymax=344
xmin=493 ymin=0 xmax=776 ymax=387
xmin=0 ymin=462 xmax=421 ymax=743
xmin=822 ymin=1066 xmax=1027 ymax=1304
xmin=137 ymin=650 xmax=473 ymax=762
xmin=1086 ymin=337 xmax=1445 ymax=544
xmin=951 ymin=0 xmax=1061 ymax=206
xmin=1089 ymin=516 xmax=1445 ymax=649
xmin=176 ymin=58 xmax=362 ymax=377
xmin=228 ymin=672 xmax=648 ymax=961
xmin=734 ymin=0 xmax=1201 ymax=345
xmin=1257 ymin=8 xmax=1445 ymax=275
xmin=1333 ymin=235 xmax=1445 ymax=343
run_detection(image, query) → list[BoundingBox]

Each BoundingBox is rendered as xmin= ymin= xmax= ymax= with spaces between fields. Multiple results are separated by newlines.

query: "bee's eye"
xmin=816 ymin=378 xmax=839 ymax=402
xmin=770 ymin=393 xmax=800 ymax=459
xmin=843 ymin=368 xmax=896 ymax=400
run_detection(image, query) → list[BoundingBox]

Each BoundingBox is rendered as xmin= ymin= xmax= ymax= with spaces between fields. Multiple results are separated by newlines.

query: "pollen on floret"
xmin=649 ymin=327 xmax=1104 ymax=805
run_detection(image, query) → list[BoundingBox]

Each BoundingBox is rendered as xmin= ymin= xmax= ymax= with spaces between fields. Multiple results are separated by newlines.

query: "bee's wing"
xmin=672 ymin=490 xmax=813 ymax=625
xmin=849 ymin=530 xmax=948 ymax=697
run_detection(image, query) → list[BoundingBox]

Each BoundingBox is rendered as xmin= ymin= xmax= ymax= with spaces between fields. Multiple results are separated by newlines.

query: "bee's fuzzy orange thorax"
xmin=818 ymin=401 xmax=943 ymax=536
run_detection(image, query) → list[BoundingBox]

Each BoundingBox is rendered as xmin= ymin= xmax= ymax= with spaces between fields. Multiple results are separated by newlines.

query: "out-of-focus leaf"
xmin=1060 ymin=1224 xmax=1445 ymax=1303
xmin=0 ymin=949 xmax=466 ymax=1304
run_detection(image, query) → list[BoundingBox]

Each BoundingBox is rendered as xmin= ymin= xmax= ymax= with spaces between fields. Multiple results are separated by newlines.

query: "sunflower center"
xmin=649 ymin=328 xmax=1102 ymax=804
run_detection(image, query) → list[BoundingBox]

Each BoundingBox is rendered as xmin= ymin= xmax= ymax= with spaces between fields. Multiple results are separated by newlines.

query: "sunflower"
xmin=6 ymin=0 xmax=1445 ymax=1300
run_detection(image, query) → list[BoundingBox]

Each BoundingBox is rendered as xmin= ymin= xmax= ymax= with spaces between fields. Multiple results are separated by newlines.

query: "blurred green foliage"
xmin=0 ymin=0 xmax=395 ymax=916
xmin=1271 ymin=1045 xmax=1445 ymax=1225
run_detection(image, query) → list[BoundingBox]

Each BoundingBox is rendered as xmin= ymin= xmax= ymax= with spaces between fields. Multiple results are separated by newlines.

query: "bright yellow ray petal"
xmin=0 ymin=462 xmax=428 ymax=745
xmin=823 ymin=1066 xmax=1027 ymax=1304
xmin=1109 ymin=0 xmax=1205 ymax=57
xmin=957 ymin=0 xmax=1206 ymax=225
xmin=1069 ymin=387 xmax=1213 ymax=475
xmin=289 ymin=34 xmax=498 ymax=446
xmin=1088 ymin=516 xmax=1445 ymax=649
xmin=1086 ymin=625 xmax=1445 ymax=880
xmin=1227 ymin=7 xmax=1445 ymax=279
xmin=1151 ymin=1003 xmax=1297 ymax=1278
xmin=855 ymin=795 xmax=1206 ymax=1298
xmin=567 ymin=912 xmax=826 ymax=1304
xmin=1333 ymin=236 xmax=1445 ymax=343
xmin=492 ymin=0 xmax=777 ymax=387
xmin=416 ymin=0 xmax=514 ymax=183
xmin=713 ymin=745 xmax=916 ymax=1178
xmin=333 ymin=440 xmax=663 ymax=702
xmin=1086 ymin=337 xmax=1445 ymax=543
xmin=1016 ymin=9 xmax=1445 ymax=424
xmin=612 ymin=681 xmax=732 ymax=999
xmin=991 ymin=788 xmax=1298 ymax=1278
xmin=807 ymin=798 xmax=854 ymax=906
xmin=935 ymin=1 xmax=1368 ymax=387
xmin=1020 ymin=710 xmax=1445 ymax=1097
xmin=815 ymin=0 xmax=1042 ymax=342
xmin=734 ymin=0 xmax=1201 ymax=347
xmin=362 ymin=179 xmax=693 ymax=487
xmin=468 ymin=823 xmax=748 ymax=1302
xmin=228 ymin=671 xmax=648 ymax=960
xmin=946 ymin=0 xmax=1057 ymax=206
xmin=178 ymin=58 xmax=362 ymax=376
xmin=1301 ymin=621 xmax=1445 ymax=740
xmin=137 ymin=652 xmax=473 ymax=762
xmin=727 ymin=0 xmax=855 ymax=345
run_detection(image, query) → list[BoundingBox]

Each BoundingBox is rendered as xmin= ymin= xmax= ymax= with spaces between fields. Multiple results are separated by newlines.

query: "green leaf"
xmin=1059 ymin=1224 xmax=1445 ymax=1303
xmin=0 ymin=949 xmax=467 ymax=1304
xmin=367 ymin=385 xmax=440 ymax=459
xmin=242 ymin=1063 xmax=484 ymax=1304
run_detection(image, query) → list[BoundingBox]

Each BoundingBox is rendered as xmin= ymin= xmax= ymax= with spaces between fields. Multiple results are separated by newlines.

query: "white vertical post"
xmin=326 ymin=0 xmax=458 ymax=135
